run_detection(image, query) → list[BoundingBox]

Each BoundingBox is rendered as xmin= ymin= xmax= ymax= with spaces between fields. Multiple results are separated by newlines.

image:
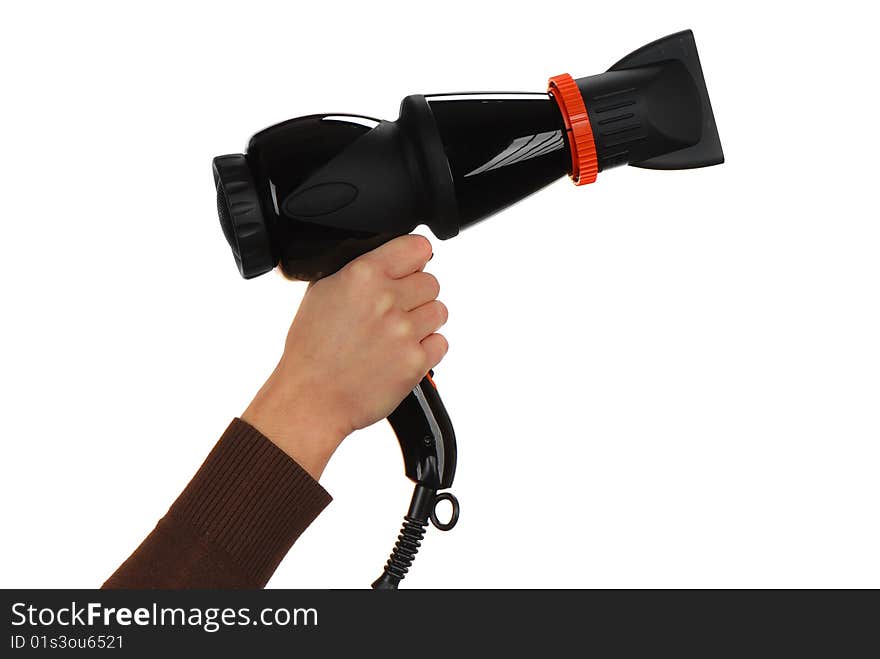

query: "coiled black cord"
xmin=373 ymin=518 xmax=428 ymax=588
xmin=372 ymin=483 xmax=458 ymax=589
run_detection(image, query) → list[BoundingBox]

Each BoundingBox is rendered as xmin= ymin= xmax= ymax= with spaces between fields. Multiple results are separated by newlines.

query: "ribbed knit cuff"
xmin=168 ymin=418 xmax=332 ymax=586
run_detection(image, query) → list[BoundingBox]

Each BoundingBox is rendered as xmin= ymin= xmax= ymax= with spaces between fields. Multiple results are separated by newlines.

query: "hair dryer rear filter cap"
xmin=548 ymin=73 xmax=598 ymax=185
xmin=212 ymin=154 xmax=276 ymax=279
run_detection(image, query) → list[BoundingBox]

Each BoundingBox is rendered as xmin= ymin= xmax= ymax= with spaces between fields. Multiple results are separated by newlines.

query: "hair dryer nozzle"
xmin=564 ymin=29 xmax=723 ymax=173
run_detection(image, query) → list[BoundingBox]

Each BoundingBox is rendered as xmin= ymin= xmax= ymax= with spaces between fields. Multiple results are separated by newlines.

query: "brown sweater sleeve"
xmin=103 ymin=418 xmax=332 ymax=589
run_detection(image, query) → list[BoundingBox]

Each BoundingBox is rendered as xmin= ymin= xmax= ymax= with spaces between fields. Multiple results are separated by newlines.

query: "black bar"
xmin=2 ymin=590 xmax=874 ymax=655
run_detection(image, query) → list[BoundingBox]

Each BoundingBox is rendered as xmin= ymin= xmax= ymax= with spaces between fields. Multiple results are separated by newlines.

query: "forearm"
xmin=240 ymin=358 xmax=349 ymax=480
xmin=103 ymin=419 xmax=331 ymax=589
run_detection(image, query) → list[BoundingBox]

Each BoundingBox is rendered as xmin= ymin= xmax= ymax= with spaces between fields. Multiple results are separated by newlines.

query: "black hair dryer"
xmin=212 ymin=30 xmax=723 ymax=588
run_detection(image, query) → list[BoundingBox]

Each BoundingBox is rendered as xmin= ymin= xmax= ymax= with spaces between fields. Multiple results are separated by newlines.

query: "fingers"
xmin=364 ymin=234 xmax=432 ymax=279
xmin=396 ymin=271 xmax=440 ymax=311
xmin=409 ymin=299 xmax=448 ymax=339
xmin=421 ymin=333 xmax=449 ymax=369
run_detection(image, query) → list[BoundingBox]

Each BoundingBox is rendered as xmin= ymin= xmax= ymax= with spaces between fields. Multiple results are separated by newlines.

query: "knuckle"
xmin=346 ymin=259 xmax=377 ymax=284
xmin=388 ymin=313 xmax=412 ymax=337
xmin=431 ymin=336 xmax=449 ymax=363
xmin=433 ymin=300 xmax=449 ymax=324
xmin=423 ymin=334 xmax=448 ymax=368
xmin=423 ymin=272 xmax=440 ymax=297
xmin=405 ymin=347 xmax=427 ymax=375
xmin=374 ymin=290 xmax=395 ymax=315
xmin=408 ymin=234 xmax=432 ymax=256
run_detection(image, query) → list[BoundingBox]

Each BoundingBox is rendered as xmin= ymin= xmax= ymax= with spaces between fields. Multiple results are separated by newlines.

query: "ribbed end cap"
xmin=212 ymin=154 xmax=277 ymax=279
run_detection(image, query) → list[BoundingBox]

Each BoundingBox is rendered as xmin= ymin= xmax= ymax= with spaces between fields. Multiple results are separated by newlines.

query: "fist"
xmin=242 ymin=235 xmax=448 ymax=477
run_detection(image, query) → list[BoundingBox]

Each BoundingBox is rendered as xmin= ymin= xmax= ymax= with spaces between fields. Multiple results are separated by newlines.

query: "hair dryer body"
xmin=213 ymin=29 xmax=723 ymax=281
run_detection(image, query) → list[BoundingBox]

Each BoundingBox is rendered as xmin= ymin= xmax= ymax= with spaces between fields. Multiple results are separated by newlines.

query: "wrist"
xmin=242 ymin=368 xmax=349 ymax=479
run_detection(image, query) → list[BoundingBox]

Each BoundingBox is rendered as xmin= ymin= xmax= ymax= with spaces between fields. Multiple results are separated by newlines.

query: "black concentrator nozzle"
xmin=572 ymin=29 xmax=724 ymax=171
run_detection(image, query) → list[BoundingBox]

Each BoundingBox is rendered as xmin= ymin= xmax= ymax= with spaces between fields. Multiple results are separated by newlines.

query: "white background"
xmin=1 ymin=1 xmax=878 ymax=589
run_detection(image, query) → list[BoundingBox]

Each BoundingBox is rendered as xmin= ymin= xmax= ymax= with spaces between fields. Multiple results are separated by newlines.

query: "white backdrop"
xmin=1 ymin=1 xmax=878 ymax=588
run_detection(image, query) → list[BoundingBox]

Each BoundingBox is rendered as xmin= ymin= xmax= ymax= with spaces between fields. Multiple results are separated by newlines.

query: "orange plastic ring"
xmin=548 ymin=73 xmax=598 ymax=185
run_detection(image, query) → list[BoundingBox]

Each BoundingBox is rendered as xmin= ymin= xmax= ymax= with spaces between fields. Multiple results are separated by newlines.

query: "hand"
xmin=242 ymin=235 xmax=448 ymax=478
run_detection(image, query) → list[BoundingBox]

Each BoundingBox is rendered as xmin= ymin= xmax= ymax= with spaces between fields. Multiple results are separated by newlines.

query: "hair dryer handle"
xmin=373 ymin=373 xmax=460 ymax=589
xmin=386 ymin=372 xmax=457 ymax=491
